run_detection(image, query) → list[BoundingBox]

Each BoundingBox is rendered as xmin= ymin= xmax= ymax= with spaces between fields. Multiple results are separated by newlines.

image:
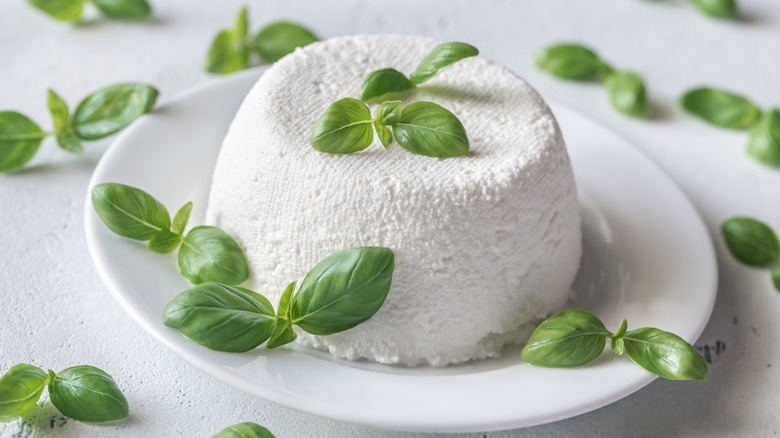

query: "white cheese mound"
xmin=206 ymin=34 xmax=581 ymax=367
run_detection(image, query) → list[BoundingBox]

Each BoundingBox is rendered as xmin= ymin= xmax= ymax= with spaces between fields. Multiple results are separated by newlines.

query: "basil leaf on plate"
xmin=623 ymin=327 xmax=709 ymax=381
xmin=213 ymin=422 xmax=276 ymax=438
xmin=521 ymin=309 xmax=611 ymax=367
xmin=375 ymin=101 xmax=402 ymax=126
xmin=147 ymin=229 xmax=182 ymax=254
xmin=179 ymin=226 xmax=249 ymax=285
xmin=48 ymin=365 xmax=129 ymax=423
xmin=604 ymin=71 xmax=647 ymax=116
xmin=535 ymin=44 xmax=604 ymax=80
xmin=0 ymin=364 xmax=49 ymax=422
xmin=253 ymin=21 xmax=318 ymax=63
xmin=722 ymin=217 xmax=780 ymax=267
xmin=172 ymin=201 xmax=193 ymax=235
xmin=0 ymin=111 xmax=45 ymax=172
xmin=410 ymin=42 xmax=479 ymax=86
xmin=91 ymin=183 xmax=171 ymax=241
xmin=692 ymin=0 xmax=738 ymax=18
xmin=72 ymin=83 xmax=158 ymax=140
xmin=310 ymin=98 xmax=374 ymax=154
xmin=393 ymin=101 xmax=469 ymax=158
xmin=27 ymin=0 xmax=84 ymax=22
xmin=205 ymin=7 xmax=250 ymax=74
xmin=680 ymin=87 xmax=761 ymax=130
xmin=746 ymin=109 xmax=780 ymax=168
xmin=92 ymin=0 xmax=152 ymax=20
xmin=359 ymin=68 xmax=414 ymax=102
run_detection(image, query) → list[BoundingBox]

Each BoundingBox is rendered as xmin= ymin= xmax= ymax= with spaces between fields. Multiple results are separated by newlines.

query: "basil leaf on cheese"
xmin=310 ymin=98 xmax=374 ymax=154
xmin=393 ymin=101 xmax=469 ymax=158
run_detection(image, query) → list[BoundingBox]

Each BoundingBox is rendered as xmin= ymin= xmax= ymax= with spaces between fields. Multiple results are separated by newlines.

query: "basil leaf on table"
xmin=722 ymin=217 xmax=780 ymax=267
xmin=604 ymin=71 xmax=647 ymax=116
xmin=535 ymin=44 xmax=604 ymax=80
xmin=410 ymin=42 xmax=479 ymax=86
xmin=310 ymin=98 xmax=374 ymax=154
xmin=746 ymin=109 xmax=780 ymax=168
xmin=213 ymin=422 xmax=276 ymax=438
xmin=27 ymin=0 xmax=84 ymax=22
xmin=47 ymin=89 xmax=83 ymax=153
xmin=0 ymin=111 xmax=45 ymax=172
xmin=521 ymin=309 xmax=611 ymax=367
xmin=147 ymin=229 xmax=182 ymax=254
xmin=179 ymin=226 xmax=249 ymax=285
xmin=0 ymin=364 xmax=49 ymax=422
xmin=623 ymin=328 xmax=709 ymax=381
xmin=72 ymin=83 xmax=158 ymax=140
xmin=92 ymin=0 xmax=152 ymax=20
xmin=393 ymin=101 xmax=469 ymax=158
xmin=47 ymin=366 xmax=129 ymax=423
xmin=172 ymin=201 xmax=193 ymax=235
xmin=163 ymin=283 xmax=276 ymax=352
xmin=680 ymin=87 xmax=761 ymax=130
xmin=205 ymin=7 xmax=250 ymax=74
xmin=692 ymin=0 xmax=738 ymax=18
xmin=290 ymin=247 xmax=395 ymax=335
xmin=253 ymin=21 xmax=319 ymax=63
xmin=772 ymin=264 xmax=780 ymax=292
xmin=359 ymin=68 xmax=414 ymax=102
xmin=91 ymin=183 xmax=171 ymax=240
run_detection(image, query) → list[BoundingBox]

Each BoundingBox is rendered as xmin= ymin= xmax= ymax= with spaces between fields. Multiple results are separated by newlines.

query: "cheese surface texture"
xmin=206 ymin=35 xmax=581 ymax=366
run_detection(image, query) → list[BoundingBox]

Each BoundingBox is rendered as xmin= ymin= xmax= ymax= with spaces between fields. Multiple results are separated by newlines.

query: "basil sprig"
xmin=0 ymin=364 xmax=128 ymax=423
xmin=0 ymin=84 xmax=158 ymax=173
xmin=205 ymin=6 xmax=318 ymax=74
xmin=213 ymin=422 xmax=276 ymax=438
xmin=163 ymin=247 xmax=395 ymax=352
xmin=359 ymin=42 xmax=478 ymax=102
xmin=535 ymin=43 xmax=648 ymax=117
xmin=521 ymin=310 xmax=709 ymax=381
xmin=92 ymin=183 xmax=249 ymax=285
xmin=722 ymin=217 xmax=780 ymax=292
xmin=28 ymin=0 xmax=152 ymax=22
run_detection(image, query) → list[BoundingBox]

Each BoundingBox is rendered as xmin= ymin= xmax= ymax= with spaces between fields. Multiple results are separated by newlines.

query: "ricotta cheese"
xmin=206 ymin=34 xmax=581 ymax=366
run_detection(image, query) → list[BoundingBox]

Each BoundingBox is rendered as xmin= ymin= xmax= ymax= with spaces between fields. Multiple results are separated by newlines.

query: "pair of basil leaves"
xmin=28 ymin=0 xmax=152 ymax=22
xmin=722 ymin=217 xmax=780 ymax=292
xmin=0 ymin=364 xmax=128 ymax=423
xmin=0 ymin=84 xmax=158 ymax=173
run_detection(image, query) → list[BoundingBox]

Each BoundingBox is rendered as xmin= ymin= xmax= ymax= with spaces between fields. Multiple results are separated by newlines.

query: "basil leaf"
xmin=746 ymin=109 xmax=780 ymax=168
xmin=91 ymin=183 xmax=171 ymax=241
xmin=310 ymin=98 xmax=374 ymax=154
xmin=290 ymin=247 xmax=394 ymax=335
xmin=179 ymin=226 xmax=249 ymax=285
xmin=520 ymin=309 xmax=611 ymax=367
xmin=410 ymin=42 xmax=479 ymax=86
xmin=205 ymin=7 xmax=250 ymax=74
xmin=163 ymin=283 xmax=276 ymax=352
xmin=92 ymin=0 xmax=151 ymax=19
xmin=0 ymin=364 xmax=48 ymax=422
xmin=393 ymin=101 xmax=469 ymax=158
xmin=27 ymin=0 xmax=83 ymax=22
xmin=604 ymin=71 xmax=647 ymax=116
xmin=213 ymin=422 xmax=276 ymax=438
xmin=266 ymin=318 xmax=296 ymax=349
xmin=0 ymin=111 xmax=45 ymax=172
xmin=375 ymin=101 xmax=402 ymax=126
xmin=611 ymin=318 xmax=628 ymax=355
xmin=358 ymin=68 xmax=414 ymax=102
xmin=147 ymin=229 xmax=182 ymax=254
xmin=172 ymin=201 xmax=193 ymax=235
xmin=253 ymin=21 xmax=318 ymax=63
xmin=692 ymin=0 xmax=737 ymax=18
xmin=48 ymin=366 xmax=129 ymax=422
xmin=72 ymin=83 xmax=158 ymax=140
xmin=722 ymin=217 xmax=780 ymax=267
xmin=680 ymin=87 xmax=761 ymax=130
xmin=535 ymin=44 xmax=604 ymax=80
xmin=277 ymin=282 xmax=295 ymax=320
xmin=375 ymin=122 xmax=393 ymax=147
xmin=47 ymin=89 xmax=83 ymax=154
xmin=773 ymin=264 xmax=780 ymax=293
xmin=623 ymin=328 xmax=709 ymax=381
xmin=55 ymin=130 xmax=83 ymax=154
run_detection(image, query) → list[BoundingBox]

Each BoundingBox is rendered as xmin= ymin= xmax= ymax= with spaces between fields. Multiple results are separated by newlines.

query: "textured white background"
xmin=1 ymin=0 xmax=779 ymax=437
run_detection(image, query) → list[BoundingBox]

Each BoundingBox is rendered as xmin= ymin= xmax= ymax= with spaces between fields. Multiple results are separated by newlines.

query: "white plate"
xmin=85 ymin=68 xmax=717 ymax=433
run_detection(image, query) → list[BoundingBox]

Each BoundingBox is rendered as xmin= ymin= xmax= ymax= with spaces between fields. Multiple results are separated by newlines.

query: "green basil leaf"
xmin=746 ymin=109 xmax=780 ymax=168
xmin=393 ymin=101 xmax=469 ymax=158
xmin=55 ymin=130 xmax=83 ymax=154
xmin=692 ymin=0 xmax=737 ymax=18
xmin=179 ymin=226 xmax=249 ymax=285
xmin=47 ymin=89 xmax=70 ymax=134
xmin=310 ymin=98 xmax=374 ymax=154
xmin=253 ymin=21 xmax=318 ymax=63
xmin=375 ymin=122 xmax=393 ymax=147
xmin=358 ymin=68 xmax=414 ymax=102
xmin=172 ymin=201 xmax=193 ymax=235
xmin=27 ymin=0 xmax=84 ymax=22
xmin=266 ymin=318 xmax=296 ymax=349
xmin=722 ymin=217 xmax=780 ymax=267
xmin=72 ymin=83 xmax=158 ymax=140
xmin=611 ymin=318 xmax=628 ymax=355
xmin=375 ymin=101 xmax=402 ymax=126
xmin=0 ymin=364 xmax=48 ymax=422
xmin=92 ymin=0 xmax=151 ymax=19
xmin=680 ymin=87 xmax=761 ymax=130
xmin=290 ymin=247 xmax=394 ymax=335
xmin=520 ymin=309 xmax=611 ymax=367
xmin=0 ymin=111 xmax=46 ymax=172
xmin=48 ymin=366 xmax=129 ymax=422
xmin=147 ymin=229 xmax=182 ymax=254
xmin=213 ymin=422 xmax=276 ymax=438
xmin=604 ymin=71 xmax=647 ymax=116
xmin=410 ymin=42 xmax=479 ymax=86
xmin=163 ymin=283 xmax=276 ymax=352
xmin=772 ymin=264 xmax=780 ymax=293
xmin=535 ymin=44 xmax=604 ymax=80
xmin=623 ymin=327 xmax=709 ymax=381
xmin=91 ymin=183 xmax=171 ymax=241
xmin=205 ymin=7 xmax=250 ymax=75
xmin=277 ymin=282 xmax=295 ymax=320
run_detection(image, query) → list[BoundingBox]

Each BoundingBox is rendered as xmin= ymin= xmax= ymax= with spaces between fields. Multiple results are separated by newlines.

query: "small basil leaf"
xmin=213 ymin=422 xmax=276 ymax=438
xmin=520 ymin=309 xmax=611 ymax=367
xmin=680 ymin=87 xmax=761 ymax=130
xmin=692 ymin=0 xmax=737 ymax=18
xmin=722 ymin=217 xmax=780 ymax=267
xmin=72 ymin=83 xmax=158 ymax=140
xmin=535 ymin=43 xmax=603 ymax=80
xmin=611 ymin=318 xmax=628 ymax=355
xmin=277 ymin=282 xmax=295 ymax=320
xmin=266 ymin=318 xmax=296 ymax=349
xmin=393 ymin=101 xmax=469 ymax=158
xmin=55 ymin=130 xmax=83 ymax=154
xmin=205 ymin=7 xmax=250 ymax=75
xmin=91 ymin=183 xmax=171 ymax=241
xmin=92 ymin=0 xmax=151 ymax=19
xmin=48 ymin=366 xmax=129 ymax=422
xmin=290 ymin=247 xmax=394 ymax=335
xmin=163 ymin=283 xmax=276 ymax=352
xmin=772 ymin=264 xmax=780 ymax=293
xmin=604 ymin=71 xmax=647 ymax=116
xmin=0 ymin=364 xmax=48 ymax=422
xmin=179 ymin=226 xmax=249 ymax=285
xmin=172 ymin=201 xmax=193 ymax=235
xmin=746 ymin=109 xmax=780 ymax=168
xmin=47 ymin=89 xmax=70 ymax=133
xmin=375 ymin=101 xmax=402 ymax=126
xmin=0 ymin=111 xmax=45 ymax=172
xmin=410 ymin=42 xmax=479 ymax=86
xmin=375 ymin=122 xmax=393 ymax=147
xmin=27 ymin=0 xmax=83 ymax=22
xmin=253 ymin=21 xmax=318 ymax=63
xmin=310 ymin=98 xmax=374 ymax=154
xmin=147 ymin=229 xmax=182 ymax=254
xmin=358 ymin=68 xmax=414 ymax=102
xmin=623 ymin=328 xmax=709 ymax=381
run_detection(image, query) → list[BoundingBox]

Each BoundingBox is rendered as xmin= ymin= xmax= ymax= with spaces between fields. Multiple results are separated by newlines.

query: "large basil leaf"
xmin=253 ymin=21 xmax=318 ymax=63
xmin=310 ymin=98 xmax=374 ymax=154
xmin=692 ymin=0 xmax=737 ymax=18
xmin=358 ymin=68 xmax=414 ymax=102
xmin=27 ymin=0 xmax=84 ymax=22
xmin=290 ymin=247 xmax=394 ymax=335
xmin=72 ymin=83 xmax=158 ymax=140
xmin=410 ymin=42 xmax=479 ymax=85
xmin=521 ymin=309 xmax=611 ymax=367
xmin=623 ymin=328 xmax=709 ymax=381
xmin=163 ymin=283 xmax=276 ymax=352
xmin=393 ymin=101 xmax=469 ymax=158
xmin=604 ymin=71 xmax=647 ymax=116
xmin=47 ymin=89 xmax=83 ymax=154
xmin=0 ymin=111 xmax=45 ymax=172
xmin=48 ymin=366 xmax=129 ymax=422
xmin=91 ymin=183 xmax=171 ymax=240
xmin=746 ymin=109 xmax=780 ymax=168
xmin=722 ymin=217 xmax=780 ymax=267
xmin=178 ymin=226 xmax=249 ymax=285
xmin=535 ymin=44 xmax=604 ymax=80
xmin=0 ymin=364 xmax=48 ymax=422
xmin=205 ymin=7 xmax=250 ymax=74
xmin=92 ymin=0 xmax=151 ymax=19
xmin=680 ymin=87 xmax=761 ymax=130
xmin=212 ymin=422 xmax=276 ymax=438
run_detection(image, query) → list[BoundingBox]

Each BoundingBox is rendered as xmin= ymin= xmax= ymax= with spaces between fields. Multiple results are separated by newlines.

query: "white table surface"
xmin=1 ymin=1 xmax=779 ymax=437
